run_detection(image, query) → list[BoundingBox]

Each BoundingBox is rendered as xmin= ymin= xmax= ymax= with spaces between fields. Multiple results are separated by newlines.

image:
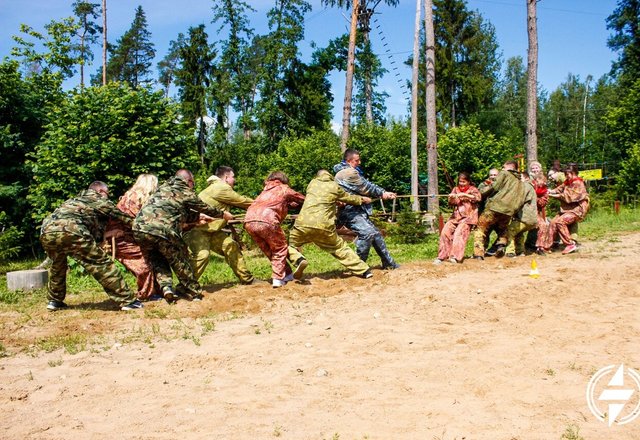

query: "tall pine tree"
xmin=104 ymin=6 xmax=155 ymax=87
xmin=174 ymin=25 xmax=215 ymax=164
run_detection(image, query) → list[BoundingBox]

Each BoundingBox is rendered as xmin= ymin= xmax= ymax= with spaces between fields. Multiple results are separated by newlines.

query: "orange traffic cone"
xmin=529 ymin=258 xmax=539 ymax=278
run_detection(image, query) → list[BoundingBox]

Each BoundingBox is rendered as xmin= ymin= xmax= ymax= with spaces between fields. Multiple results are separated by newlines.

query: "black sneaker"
xmin=506 ymin=253 xmax=516 ymax=258
xmin=46 ymin=300 xmax=68 ymax=311
xmin=360 ymin=269 xmax=373 ymax=279
xmin=293 ymin=257 xmax=308 ymax=280
xmin=494 ymin=245 xmax=506 ymax=258
xmin=473 ymin=256 xmax=484 ymax=261
xmin=121 ymin=300 xmax=143 ymax=311
xmin=485 ymin=247 xmax=497 ymax=257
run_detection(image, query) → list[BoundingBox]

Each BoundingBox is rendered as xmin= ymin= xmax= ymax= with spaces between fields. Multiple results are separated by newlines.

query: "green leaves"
xmin=28 ymin=83 xmax=198 ymax=222
xmin=438 ymin=123 xmax=517 ymax=190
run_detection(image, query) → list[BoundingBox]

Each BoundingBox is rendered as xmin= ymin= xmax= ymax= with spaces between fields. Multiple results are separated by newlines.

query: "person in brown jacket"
xmin=244 ymin=172 xmax=306 ymax=288
xmin=540 ymin=164 xmax=590 ymax=255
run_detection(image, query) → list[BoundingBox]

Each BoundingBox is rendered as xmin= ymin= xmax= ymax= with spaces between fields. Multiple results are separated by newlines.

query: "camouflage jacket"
xmin=41 ymin=189 xmax=133 ymax=241
xmin=193 ymin=176 xmax=254 ymax=232
xmin=133 ymin=176 xmax=223 ymax=240
xmin=333 ymin=161 xmax=384 ymax=219
xmin=480 ymin=169 xmax=525 ymax=216
xmin=294 ymin=170 xmax=363 ymax=231
xmin=514 ymin=181 xmax=538 ymax=226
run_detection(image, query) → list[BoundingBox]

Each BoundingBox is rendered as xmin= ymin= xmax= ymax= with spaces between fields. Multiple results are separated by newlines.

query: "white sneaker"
xmin=272 ymin=279 xmax=287 ymax=288
xmin=432 ymin=258 xmax=443 ymax=265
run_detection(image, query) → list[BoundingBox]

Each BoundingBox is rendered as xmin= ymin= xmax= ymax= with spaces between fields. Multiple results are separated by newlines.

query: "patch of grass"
xmin=222 ymin=311 xmax=244 ymax=321
xmin=47 ymin=359 xmax=63 ymax=367
xmin=579 ymin=207 xmax=640 ymax=240
xmin=545 ymin=368 xmax=556 ymax=377
xmin=261 ymin=318 xmax=274 ymax=333
xmin=199 ymin=318 xmax=216 ymax=335
xmin=144 ymin=307 xmax=169 ymax=319
xmin=0 ymin=288 xmax=21 ymax=304
xmin=560 ymin=424 xmax=584 ymax=440
xmin=35 ymin=333 xmax=88 ymax=354
xmin=0 ymin=342 xmax=8 ymax=358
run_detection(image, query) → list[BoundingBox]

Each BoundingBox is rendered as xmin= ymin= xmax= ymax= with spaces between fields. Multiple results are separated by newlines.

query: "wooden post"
xmin=340 ymin=0 xmax=360 ymax=152
xmin=424 ymin=0 xmax=439 ymax=213
xmin=526 ymin=0 xmax=538 ymax=163
xmin=410 ymin=0 xmax=421 ymax=212
xmin=614 ymin=200 xmax=620 ymax=215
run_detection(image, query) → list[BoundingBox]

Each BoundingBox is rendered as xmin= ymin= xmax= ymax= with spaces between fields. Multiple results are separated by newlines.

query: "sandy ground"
xmin=1 ymin=233 xmax=640 ymax=440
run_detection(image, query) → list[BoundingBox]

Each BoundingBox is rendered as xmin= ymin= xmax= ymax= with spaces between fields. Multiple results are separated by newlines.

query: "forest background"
xmin=1 ymin=0 xmax=640 ymax=260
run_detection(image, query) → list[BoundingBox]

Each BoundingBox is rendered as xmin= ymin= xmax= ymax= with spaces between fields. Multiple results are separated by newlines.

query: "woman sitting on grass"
xmin=434 ymin=172 xmax=481 ymax=264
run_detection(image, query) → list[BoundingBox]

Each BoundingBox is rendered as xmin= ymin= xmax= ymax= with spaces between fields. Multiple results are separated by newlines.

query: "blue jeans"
xmin=340 ymin=213 xmax=397 ymax=268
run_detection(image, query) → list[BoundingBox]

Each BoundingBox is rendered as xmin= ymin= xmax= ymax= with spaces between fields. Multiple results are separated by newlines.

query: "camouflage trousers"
xmin=473 ymin=210 xmax=512 ymax=257
xmin=289 ymin=226 xmax=369 ymax=276
xmin=339 ymin=213 xmax=397 ymax=268
xmin=133 ymin=231 xmax=202 ymax=298
xmin=505 ymin=220 xmax=537 ymax=255
xmin=184 ymin=229 xmax=253 ymax=283
xmin=40 ymin=232 xmax=134 ymax=305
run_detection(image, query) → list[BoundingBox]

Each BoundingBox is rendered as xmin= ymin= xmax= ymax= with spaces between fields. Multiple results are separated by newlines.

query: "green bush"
xmin=0 ymin=225 xmax=24 ymax=262
xmin=386 ymin=209 xmax=428 ymax=244
xmin=438 ymin=123 xmax=518 ymax=191
xmin=27 ymin=82 xmax=199 ymax=223
xmin=348 ymin=121 xmax=414 ymax=194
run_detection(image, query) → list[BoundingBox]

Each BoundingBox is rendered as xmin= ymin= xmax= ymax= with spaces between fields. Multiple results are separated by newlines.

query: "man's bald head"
xmin=176 ymin=169 xmax=195 ymax=188
xmin=89 ymin=181 xmax=109 ymax=197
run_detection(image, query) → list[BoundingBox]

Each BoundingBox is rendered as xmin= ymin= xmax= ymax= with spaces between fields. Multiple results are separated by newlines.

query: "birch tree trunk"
xmin=424 ymin=0 xmax=439 ymax=213
xmin=340 ymin=0 xmax=360 ymax=153
xmin=364 ymin=29 xmax=374 ymax=124
xmin=102 ymin=0 xmax=107 ymax=86
xmin=410 ymin=0 xmax=421 ymax=212
xmin=526 ymin=0 xmax=538 ymax=163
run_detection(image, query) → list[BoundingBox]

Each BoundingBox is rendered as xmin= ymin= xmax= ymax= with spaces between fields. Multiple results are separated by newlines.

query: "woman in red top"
xmin=104 ymin=174 xmax=160 ymax=300
xmin=434 ymin=172 xmax=481 ymax=264
xmin=244 ymin=172 xmax=305 ymax=287
xmin=528 ymin=161 xmax=550 ymax=255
